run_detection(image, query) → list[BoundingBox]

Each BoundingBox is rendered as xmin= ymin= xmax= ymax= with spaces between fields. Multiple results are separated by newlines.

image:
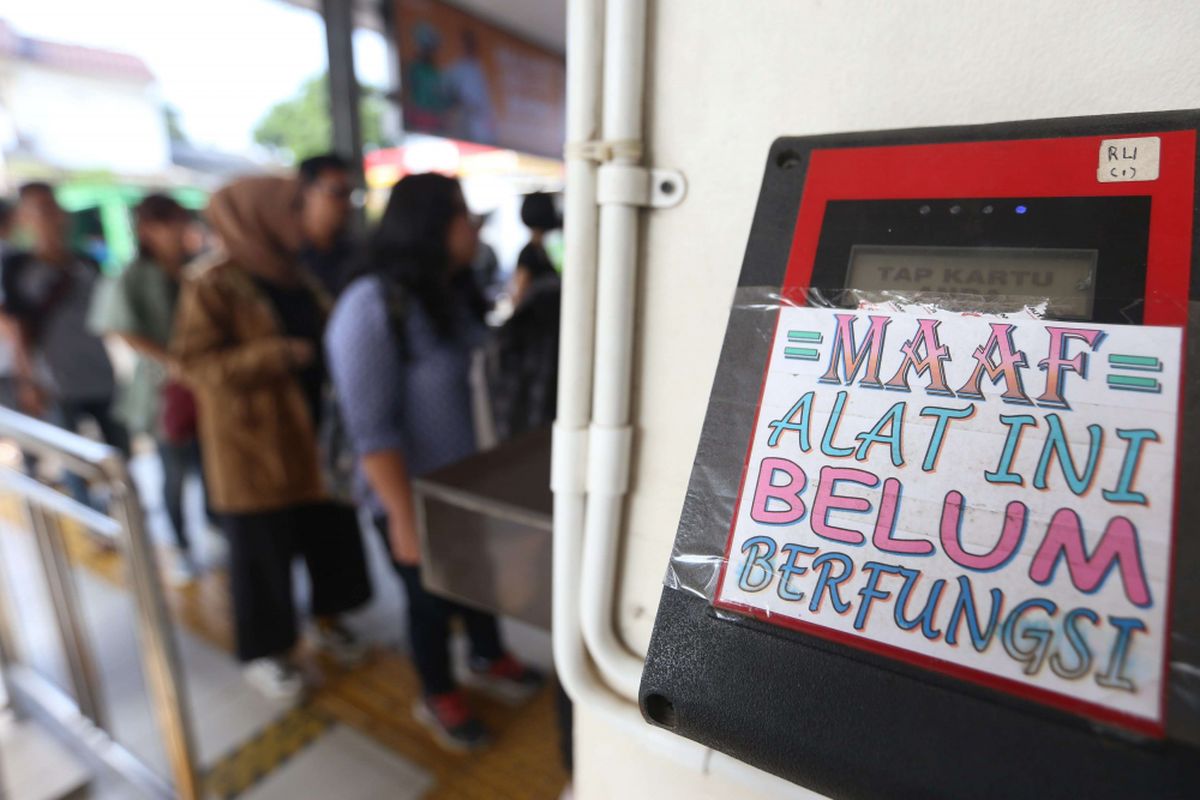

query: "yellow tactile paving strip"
xmin=205 ymin=705 xmax=335 ymax=799
xmin=315 ymin=654 xmax=567 ymax=800
xmin=0 ymin=492 xmax=568 ymax=799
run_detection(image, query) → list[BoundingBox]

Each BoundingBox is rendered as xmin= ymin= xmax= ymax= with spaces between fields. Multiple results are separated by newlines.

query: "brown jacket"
xmin=172 ymin=176 xmax=329 ymax=514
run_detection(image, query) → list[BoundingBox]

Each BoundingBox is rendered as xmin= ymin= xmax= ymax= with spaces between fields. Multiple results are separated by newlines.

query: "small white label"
xmin=1098 ymin=136 xmax=1160 ymax=182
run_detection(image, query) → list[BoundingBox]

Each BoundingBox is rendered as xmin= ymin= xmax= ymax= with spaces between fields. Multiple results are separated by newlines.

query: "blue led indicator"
xmin=1015 ymin=205 xmax=1028 ymax=215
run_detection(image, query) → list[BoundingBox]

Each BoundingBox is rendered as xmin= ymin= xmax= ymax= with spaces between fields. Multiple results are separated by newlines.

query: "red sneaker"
xmin=466 ymin=654 xmax=545 ymax=704
xmin=413 ymin=691 xmax=489 ymax=752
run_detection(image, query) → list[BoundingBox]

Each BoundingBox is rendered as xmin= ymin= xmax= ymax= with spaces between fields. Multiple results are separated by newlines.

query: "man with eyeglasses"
xmin=298 ymin=153 xmax=357 ymax=297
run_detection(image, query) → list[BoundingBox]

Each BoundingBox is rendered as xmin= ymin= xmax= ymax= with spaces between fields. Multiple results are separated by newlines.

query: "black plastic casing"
xmin=638 ymin=110 xmax=1200 ymax=800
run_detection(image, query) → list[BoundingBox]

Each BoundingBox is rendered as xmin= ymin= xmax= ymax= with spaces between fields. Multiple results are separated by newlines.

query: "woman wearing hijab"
xmin=326 ymin=173 xmax=542 ymax=752
xmin=172 ymin=176 xmax=370 ymax=701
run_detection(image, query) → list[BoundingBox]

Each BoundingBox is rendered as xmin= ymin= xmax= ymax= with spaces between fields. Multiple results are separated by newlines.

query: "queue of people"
xmin=0 ymin=162 xmax=562 ymax=754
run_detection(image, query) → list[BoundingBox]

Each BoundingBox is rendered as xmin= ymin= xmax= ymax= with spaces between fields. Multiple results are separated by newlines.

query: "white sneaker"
xmin=167 ymin=552 xmax=199 ymax=588
xmin=243 ymin=658 xmax=305 ymax=703
xmin=310 ymin=621 xmax=368 ymax=668
xmin=203 ymin=531 xmax=230 ymax=569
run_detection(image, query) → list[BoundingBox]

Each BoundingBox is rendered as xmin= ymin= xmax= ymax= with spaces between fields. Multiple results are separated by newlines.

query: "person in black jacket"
xmin=297 ymin=153 xmax=356 ymax=297
xmin=0 ymin=182 xmax=126 ymax=506
xmin=509 ymin=193 xmax=560 ymax=309
xmin=485 ymin=192 xmax=562 ymax=440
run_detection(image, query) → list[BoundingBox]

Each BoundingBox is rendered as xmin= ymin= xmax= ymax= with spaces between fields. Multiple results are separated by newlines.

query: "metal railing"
xmin=0 ymin=407 xmax=200 ymax=799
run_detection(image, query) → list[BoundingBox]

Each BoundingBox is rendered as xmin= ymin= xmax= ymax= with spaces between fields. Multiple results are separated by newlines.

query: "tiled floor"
xmin=0 ymin=714 xmax=90 ymax=800
xmin=0 ymin=523 xmax=71 ymax=693
xmin=1 ymin=451 xmax=568 ymax=800
xmin=73 ymin=566 xmax=297 ymax=773
xmin=238 ymin=726 xmax=433 ymax=800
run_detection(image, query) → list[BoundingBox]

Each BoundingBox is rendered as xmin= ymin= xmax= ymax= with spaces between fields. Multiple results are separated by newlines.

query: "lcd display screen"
xmin=845 ymin=245 xmax=1098 ymax=318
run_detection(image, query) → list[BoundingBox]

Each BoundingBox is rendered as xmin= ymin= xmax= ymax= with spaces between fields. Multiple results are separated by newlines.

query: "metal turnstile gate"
xmin=0 ymin=407 xmax=200 ymax=799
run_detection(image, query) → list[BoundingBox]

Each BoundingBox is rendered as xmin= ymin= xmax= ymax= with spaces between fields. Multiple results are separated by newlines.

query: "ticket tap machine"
xmin=639 ymin=111 xmax=1200 ymax=799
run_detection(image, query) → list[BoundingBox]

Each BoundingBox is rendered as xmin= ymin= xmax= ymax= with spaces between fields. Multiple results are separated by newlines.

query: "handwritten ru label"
xmin=1097 ymin=136 xmax=1160 ymax=183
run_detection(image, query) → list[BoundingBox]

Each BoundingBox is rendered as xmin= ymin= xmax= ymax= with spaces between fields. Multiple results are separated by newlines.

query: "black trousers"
xmin=223 ymin=503 xmax=372 ymax=662
xmin=57 ymin=397 xmax=130 ymax=452
xmin=157 ymin=438 xmax=202 ymax=554
xmin=373 ymin=517 xmax=503 ymax=696
xmin=56 ymin=398 xmax=129 ymax=508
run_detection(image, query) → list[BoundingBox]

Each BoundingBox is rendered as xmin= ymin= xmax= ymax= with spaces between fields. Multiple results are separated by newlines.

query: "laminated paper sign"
xmin=716 ymin=306 xmax=1182 ymax=733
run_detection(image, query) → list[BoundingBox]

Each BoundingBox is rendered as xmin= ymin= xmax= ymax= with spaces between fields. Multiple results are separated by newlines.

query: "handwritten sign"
xmin=716 ymin=307 xmax=1182 ymax=732
xmin=1097 ymin=136 xmax=1160 ymax=182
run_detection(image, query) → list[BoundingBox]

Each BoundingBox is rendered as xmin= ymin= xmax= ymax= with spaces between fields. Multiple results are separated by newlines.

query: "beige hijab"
xmin=206 ymin=175 xmax=304 ymax=284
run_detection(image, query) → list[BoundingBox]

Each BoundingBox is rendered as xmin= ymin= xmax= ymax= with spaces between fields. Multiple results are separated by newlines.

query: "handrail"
xmin=0 ymin=468 xmax=122 ymax=539
xmin=0 ymin=408 xmax=201 ymax=800
xmin=0 ymin=406 xmax=118 ymax=478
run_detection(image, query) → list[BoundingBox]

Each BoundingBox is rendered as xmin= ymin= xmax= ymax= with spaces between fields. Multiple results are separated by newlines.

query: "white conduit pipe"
xmin=552 ymin=0 xmax=825 ymax=796
xmin=551 ymin=0 xmax=683 ymax=751
xmin=552 ymin=0 xmax=605 ymax=713
xmin=578 ymin=0 xmax=650 ymax=704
